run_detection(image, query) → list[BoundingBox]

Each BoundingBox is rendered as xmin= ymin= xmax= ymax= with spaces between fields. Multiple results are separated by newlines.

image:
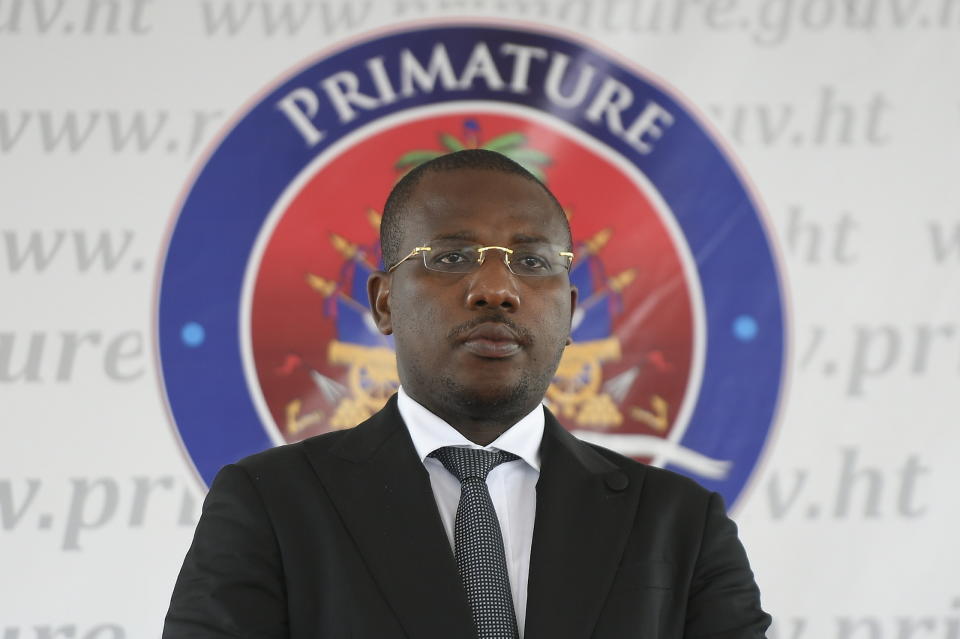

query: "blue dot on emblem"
xmin=181 ymin=322 xmax=205 ymax=347
xmin=733 ymin=315 xmax=758 ymax=342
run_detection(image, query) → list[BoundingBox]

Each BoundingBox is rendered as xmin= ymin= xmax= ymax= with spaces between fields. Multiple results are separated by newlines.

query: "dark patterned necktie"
xmin=430 ymin=446 xmax=521 ymax=639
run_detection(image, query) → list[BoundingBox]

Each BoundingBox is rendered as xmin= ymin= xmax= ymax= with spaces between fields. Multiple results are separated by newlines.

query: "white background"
xmin=2 ymin=1 xmax=958 ymax=636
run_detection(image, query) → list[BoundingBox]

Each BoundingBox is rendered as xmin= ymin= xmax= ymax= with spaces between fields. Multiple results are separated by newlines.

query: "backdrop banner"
xmin=2 ymin=2 xmax=957 ymax=636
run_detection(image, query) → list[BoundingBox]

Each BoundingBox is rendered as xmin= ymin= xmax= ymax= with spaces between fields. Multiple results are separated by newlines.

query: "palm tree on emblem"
xmin=394 ymin=119 xmax=551 ymax=181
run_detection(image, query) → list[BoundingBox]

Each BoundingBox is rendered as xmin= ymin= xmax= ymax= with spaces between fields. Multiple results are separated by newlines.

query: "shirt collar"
xmin=397 ymin=386 xmax=543 ymax=471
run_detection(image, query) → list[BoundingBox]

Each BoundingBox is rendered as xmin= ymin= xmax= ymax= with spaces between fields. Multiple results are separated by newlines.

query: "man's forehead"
xmin=403 ymin=169 xmax=566 ymax=238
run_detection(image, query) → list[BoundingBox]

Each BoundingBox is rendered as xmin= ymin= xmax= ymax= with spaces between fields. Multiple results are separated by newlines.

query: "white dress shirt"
xmin=397 ymin=386 xmax=542 ymax=637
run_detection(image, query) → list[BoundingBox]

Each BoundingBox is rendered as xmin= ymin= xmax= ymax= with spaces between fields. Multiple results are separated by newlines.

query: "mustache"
xmin=447 ymin=314 xmax=533 ymax=346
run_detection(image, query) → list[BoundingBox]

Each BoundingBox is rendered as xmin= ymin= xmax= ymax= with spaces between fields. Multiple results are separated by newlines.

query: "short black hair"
xmin=379 ymin=149 xmax=571 ymax=269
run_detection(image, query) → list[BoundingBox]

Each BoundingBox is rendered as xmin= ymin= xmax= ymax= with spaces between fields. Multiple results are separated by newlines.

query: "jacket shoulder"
xmin=583 ymin=440 xmax=715 ymax=501
xmin=223 ymin=395 xmax=404 ymax=482
xmin=229 ymin=428 xmax=350 ymax=477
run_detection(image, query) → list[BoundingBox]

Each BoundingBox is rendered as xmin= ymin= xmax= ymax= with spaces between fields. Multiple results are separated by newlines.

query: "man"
xmin=164 ymin=149 xmax=771 ymax=638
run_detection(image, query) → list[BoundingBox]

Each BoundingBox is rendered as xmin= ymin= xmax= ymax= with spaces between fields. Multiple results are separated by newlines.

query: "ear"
xmin=566 ymin=285 xmax=578 ymax=345
xmin=367 ymin=271 xmax=394 ymax=335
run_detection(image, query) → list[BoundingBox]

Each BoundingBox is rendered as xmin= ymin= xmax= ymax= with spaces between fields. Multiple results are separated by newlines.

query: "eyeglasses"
xmin=387 ymin=240 xmax=574 ymax=277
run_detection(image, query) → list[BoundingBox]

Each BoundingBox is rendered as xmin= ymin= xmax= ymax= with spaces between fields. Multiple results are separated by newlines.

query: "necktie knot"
xmin=430 ymin=446 xmax=520 ymax=483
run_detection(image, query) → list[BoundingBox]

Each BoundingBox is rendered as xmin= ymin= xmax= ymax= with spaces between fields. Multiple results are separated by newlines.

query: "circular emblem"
xmin=157 ymin=24 xmax=786 ymax=509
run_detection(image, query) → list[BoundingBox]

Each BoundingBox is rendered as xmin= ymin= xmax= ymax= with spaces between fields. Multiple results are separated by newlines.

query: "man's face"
xmin=369 ymin=168 xmax=577 ymax=421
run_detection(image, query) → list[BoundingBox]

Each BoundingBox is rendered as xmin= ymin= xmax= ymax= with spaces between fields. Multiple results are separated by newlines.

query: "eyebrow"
xmin=431 ymin=231 xmax=478 ymax=242
xmin=428 ymin=232 xmax=553 ymax=244
xmin=510 ymin=234 xmax=550 ymax=245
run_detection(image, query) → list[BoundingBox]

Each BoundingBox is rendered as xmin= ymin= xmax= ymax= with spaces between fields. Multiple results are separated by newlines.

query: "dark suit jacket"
xmin=164 ymin=395 xmax=770 ymax=638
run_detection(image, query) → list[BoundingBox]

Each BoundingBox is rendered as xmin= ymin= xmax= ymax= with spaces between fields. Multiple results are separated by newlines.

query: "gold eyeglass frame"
xmin=387 ymin=244 xmax=575 ymax=276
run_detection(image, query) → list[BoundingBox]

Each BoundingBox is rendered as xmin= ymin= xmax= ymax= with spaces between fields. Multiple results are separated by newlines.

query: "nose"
xmin=464 ymin=253 xmax=521 ymax=311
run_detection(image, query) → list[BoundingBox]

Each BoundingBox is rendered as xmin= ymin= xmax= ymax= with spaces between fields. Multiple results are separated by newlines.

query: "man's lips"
xmin=459 ymin=323 xmax=524 ymax=359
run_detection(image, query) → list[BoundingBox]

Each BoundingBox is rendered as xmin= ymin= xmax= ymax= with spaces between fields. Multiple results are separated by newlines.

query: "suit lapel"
xmin=302 ymin=396 xmax=474 ymax=639
xmin=524 ymin=413 xmax=645 ymax=639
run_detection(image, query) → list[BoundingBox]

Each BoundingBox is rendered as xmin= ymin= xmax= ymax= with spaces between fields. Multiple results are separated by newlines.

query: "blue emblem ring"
xmin=157 ymin=24 xmax=785 ymax=508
